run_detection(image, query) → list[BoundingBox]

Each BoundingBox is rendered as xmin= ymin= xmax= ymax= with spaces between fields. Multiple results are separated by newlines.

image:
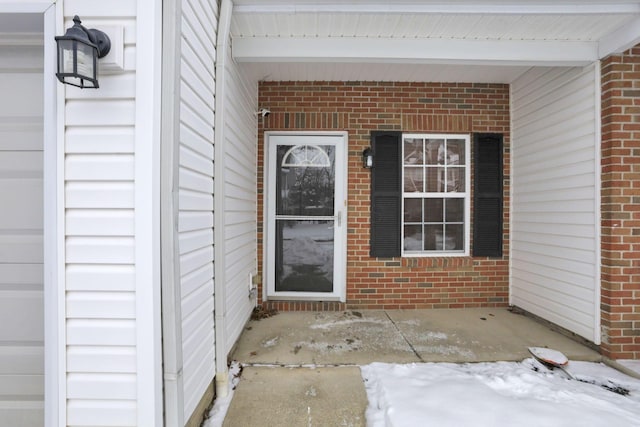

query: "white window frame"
xmin=401 ymin=133 xmax=471 ymax=257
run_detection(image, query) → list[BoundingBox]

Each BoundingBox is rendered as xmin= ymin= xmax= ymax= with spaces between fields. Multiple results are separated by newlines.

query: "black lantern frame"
xmin=55 ymin=16 xmax=111 ymax=89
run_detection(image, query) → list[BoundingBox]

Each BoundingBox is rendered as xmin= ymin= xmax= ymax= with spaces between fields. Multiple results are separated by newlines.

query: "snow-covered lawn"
xmin=362 ymin=359 xmax=640 ymax=427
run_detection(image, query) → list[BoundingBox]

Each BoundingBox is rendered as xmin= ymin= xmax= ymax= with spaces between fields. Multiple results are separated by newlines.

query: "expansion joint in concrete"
xmin=384 ymin=311 xmax=424 ymax=362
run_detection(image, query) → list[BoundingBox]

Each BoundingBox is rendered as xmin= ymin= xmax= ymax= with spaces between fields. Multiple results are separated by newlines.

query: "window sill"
xmin=402 ymin=256 xmax=475 ymax=268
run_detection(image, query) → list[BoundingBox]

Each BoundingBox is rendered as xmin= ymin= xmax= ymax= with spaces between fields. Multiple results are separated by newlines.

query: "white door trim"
xmin=263 ymin=131 xmax=348 ymax=302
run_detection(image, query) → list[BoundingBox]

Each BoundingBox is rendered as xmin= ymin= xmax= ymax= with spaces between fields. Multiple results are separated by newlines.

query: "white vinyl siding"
xmin=62 ymin=2 xmax=139 ymax=425
xmin=0 ymin=38 xmax=44 ymax=427
xmin=219 ymin=39 xmax=258 ymax=354
xmin=511 ymin=64 xmax=600 ymax=344
xmin=179 ymin=0 xmax=218 ymax=421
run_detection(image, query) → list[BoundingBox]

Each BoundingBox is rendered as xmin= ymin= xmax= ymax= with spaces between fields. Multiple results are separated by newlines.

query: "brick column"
xmin=600 ymin=45 xmax=640 ymax=360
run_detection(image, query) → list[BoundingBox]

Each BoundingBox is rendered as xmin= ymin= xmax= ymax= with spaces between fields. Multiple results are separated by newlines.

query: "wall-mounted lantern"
xmin=55 ymin=16 xmax=111 ymax=89
xmin=362 ymin=147 xmax=374 ymax=169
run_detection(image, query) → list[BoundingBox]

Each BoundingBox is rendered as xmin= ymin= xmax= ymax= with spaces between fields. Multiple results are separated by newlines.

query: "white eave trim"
xmin=233 ymin=37 xmax=598 ymax=66
xmin=233 ymin=2 xmax=640 ymax=15
xmin=599 ymin=16 xmax=640 ymax=57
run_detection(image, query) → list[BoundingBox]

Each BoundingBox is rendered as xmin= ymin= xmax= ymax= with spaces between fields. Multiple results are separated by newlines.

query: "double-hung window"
xmin=402 ymin=134 xmax=470 ymax=256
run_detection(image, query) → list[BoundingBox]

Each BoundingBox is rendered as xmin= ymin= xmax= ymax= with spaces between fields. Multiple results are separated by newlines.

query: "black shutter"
xmin=473 ymin=133 xmax=503 ymax=257
xmin=370 ymin=131 xmax=402 ymax=257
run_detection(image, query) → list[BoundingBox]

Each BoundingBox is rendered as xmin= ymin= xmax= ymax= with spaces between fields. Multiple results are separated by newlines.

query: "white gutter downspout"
xmin=160 ymin=0 xmax=185 ymax=424
xmin=593 ymin=60 xmax=602 ymax=346
xmin=214 ymin=0 xmax=233 ymax=398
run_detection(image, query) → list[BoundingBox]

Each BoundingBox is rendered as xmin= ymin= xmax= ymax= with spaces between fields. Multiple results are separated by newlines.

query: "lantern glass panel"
xmin=57 ymin=39 xmax=74 ymax=74
xmin=76 ymin=42 xmax=96 ymax=79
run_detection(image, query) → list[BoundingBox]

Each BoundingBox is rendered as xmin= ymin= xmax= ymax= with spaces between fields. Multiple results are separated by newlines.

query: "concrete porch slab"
xmin=222 ymin=308 xmax=602 ymax=426
xmin=232 ymin=310 xmax=422 ymax=365
xmin=387 ymin=308 xmax=602 ymax=363
xmin=222 ymin=366 xmax=367 ymax=427
xmin=231 ymin=308 xmax=601 ymax=366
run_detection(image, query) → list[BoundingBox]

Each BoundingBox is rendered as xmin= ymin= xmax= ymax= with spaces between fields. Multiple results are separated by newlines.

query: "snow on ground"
xmin=201 ymin=361 xmax=242 ymax=427
xmin=361 ymin=359 xmax=640 ymax=427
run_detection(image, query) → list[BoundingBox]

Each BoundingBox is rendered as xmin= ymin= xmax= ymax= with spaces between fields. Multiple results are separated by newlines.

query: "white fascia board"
xmin=233 ymin=37 xmax=598 ymax=66
xmin=233 ymin=2 xmax=640 ymax=15
xmin=599 ymin=16 xmax=640 ymax=57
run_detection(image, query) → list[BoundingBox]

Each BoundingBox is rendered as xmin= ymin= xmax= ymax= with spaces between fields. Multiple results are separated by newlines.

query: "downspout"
xmin=508 ymin=83 xmax=514 ymax=307
xmin=160 ymin=0 xmax=184 ymax=424
xmin=214 ymin=0 xmax=233 ymax=398
xmin=593 ymin=60 xmax=602 ymax=346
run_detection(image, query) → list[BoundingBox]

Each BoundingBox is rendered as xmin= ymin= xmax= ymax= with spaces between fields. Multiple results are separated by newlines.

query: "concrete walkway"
xmin=221 ymin=308 xmax=601 ymax=426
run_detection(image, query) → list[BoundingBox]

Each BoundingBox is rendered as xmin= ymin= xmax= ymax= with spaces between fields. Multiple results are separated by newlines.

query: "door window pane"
xmin=275 ymin=220 xmax=334 ymax=292
xmin=276 ymin=145 xmax=335 ymax=216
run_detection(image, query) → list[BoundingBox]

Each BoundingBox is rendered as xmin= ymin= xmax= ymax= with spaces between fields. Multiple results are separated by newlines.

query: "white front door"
xmin=265 ymin=132 xmax=347 ymax=301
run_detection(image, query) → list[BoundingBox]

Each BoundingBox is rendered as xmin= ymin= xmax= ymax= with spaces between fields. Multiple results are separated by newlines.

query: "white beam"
xmin=233 ymin=2 xmax=640 ymax=15
xmin=233 ymin=37 xmax=598 ymax=66
xmin=599 ymin=16 xmax=640 ymax=57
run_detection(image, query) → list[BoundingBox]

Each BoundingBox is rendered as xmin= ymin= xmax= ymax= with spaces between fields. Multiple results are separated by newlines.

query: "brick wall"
xmin=601 ymin=46 xmax=640 ymax=360
xmin=257 ymin=82 xmax=510 ymax=311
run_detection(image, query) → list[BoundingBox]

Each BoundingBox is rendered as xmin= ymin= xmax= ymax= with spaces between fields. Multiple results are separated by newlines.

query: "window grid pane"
xmin=402 ymin=134 xmax=469 ymax=255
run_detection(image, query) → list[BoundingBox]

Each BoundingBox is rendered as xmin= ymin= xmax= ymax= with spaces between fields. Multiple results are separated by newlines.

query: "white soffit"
xmin=230 ymin=1 xmax=640 ymax=82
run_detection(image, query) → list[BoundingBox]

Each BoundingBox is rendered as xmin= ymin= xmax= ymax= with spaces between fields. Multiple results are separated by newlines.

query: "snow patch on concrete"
xmin=262 ymin=336 xmax=280 ymax=347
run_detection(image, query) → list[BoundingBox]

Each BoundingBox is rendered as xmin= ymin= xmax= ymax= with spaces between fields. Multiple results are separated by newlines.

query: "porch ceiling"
xmin=230 ymin=0 xmax=640 ymax=83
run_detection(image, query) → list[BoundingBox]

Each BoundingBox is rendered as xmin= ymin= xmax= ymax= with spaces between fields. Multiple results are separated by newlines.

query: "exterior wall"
xmin=218 ymin=51 xmax=259 ymax=354
xmin=0 ymin=37 xmax=44 ymax=426
xmin=62 ymin=1 xmax=163 ymax=424
xmin=511 ymin=65 xmax=601 ymax=344
xmin=179 ymin=0 xmax=218 ymax=420
xmin=601 ymin=44 xmax=640 ymax=360
xmin=257 ymin=82 xmax=510 ymax=310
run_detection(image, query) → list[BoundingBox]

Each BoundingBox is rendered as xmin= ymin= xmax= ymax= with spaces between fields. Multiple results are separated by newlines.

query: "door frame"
xmin=263 ymin=131 xmax=348 ymax=302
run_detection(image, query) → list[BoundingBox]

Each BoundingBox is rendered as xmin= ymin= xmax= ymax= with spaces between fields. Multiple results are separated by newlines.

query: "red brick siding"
xmin=257 ymin=82 xmax=510 ymax=311
xmin=601 ymin=46 xmax=640 ymax=360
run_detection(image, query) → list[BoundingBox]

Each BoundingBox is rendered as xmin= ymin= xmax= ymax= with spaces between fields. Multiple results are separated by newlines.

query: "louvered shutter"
xmin=473 ymin=133 xmax=503 ymax=257
xmin=370 ymin=131 xmax=402 ymax=257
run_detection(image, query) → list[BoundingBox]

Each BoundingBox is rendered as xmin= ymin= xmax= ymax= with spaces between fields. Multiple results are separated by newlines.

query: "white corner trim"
xmin=159 ymin=0 xmax=185 ymax=424
xmin=135 ymin=0 xmax=163 ymax=424
xmin=214 ymin=0 xmax=233 ymax=398
xmin=44 ymin=3 xmax=65 ymax=426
